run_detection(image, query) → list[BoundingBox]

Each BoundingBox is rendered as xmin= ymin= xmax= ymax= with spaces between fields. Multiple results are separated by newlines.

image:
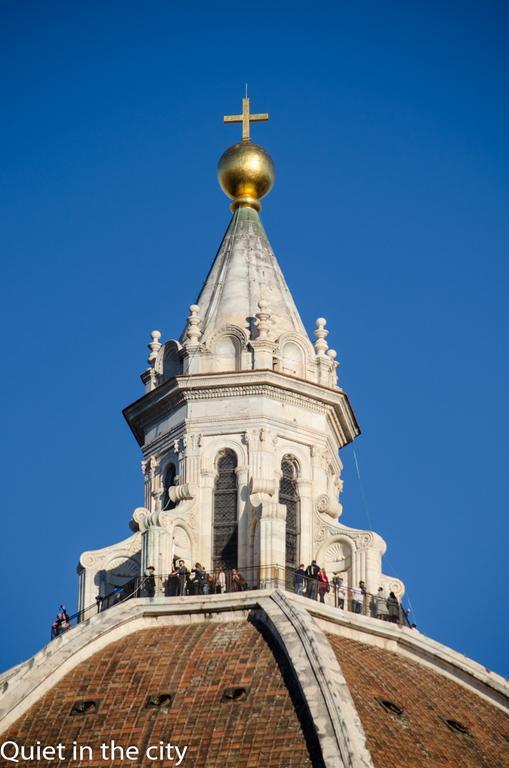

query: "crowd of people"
xmin=143 ymin=559 xmax=249 ymax=598
xmin=51 ymin=559 xmax=409 ymax=638
xmin=142 ymin=558 xmax=406 ymax=624
xmin=294 ymin=560 xmax=405 ymax=623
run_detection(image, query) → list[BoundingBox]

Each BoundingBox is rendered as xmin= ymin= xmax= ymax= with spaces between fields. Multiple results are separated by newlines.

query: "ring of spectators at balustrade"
xmin=142 ymin=558 xmax=411 ymax=627
xmin=51 ymin=559 xmax=413 ymax=639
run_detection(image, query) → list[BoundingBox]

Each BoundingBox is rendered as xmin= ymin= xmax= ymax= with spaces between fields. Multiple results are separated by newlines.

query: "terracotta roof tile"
xmin=4 ymin=622 xmax=319 ymax=768
xmin=327 ymin=633 xmax=509 ymax=768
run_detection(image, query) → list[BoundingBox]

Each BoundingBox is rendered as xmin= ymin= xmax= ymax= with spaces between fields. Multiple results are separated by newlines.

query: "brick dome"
xmin=328 ymin=635 xmax=509 ymax=768
xmin=2 ymin=622 xmax=319 ymax=768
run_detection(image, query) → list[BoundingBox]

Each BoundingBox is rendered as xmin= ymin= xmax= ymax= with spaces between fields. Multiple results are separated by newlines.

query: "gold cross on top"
xmin=224 ymin=96 xmax=269 ymax=143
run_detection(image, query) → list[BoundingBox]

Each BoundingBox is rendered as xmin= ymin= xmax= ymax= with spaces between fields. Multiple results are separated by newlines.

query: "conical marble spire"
xmin=183 ymin=96 xmax=307 ymax=344
xmin=186 ymin=206 xmax=307 ymax=343
xmin=142 ymin=97 xmax=340 ymax=391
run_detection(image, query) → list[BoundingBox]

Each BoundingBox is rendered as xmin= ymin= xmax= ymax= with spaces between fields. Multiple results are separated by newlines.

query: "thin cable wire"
xmin=352 ymin=447 xmax=417 ymax=625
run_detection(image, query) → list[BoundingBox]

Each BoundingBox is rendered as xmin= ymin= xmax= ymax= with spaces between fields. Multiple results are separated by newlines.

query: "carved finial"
xmin=314 ymin=317 xmax=329 ymax=356
xmin=147 ymin=330 xmax=162 ymax=367
xmin=327 ymin=349 xmax=339 ymax=385
xmin=186 ymin=304 xmax=202 ymax=348
xmin=255 ymin=299 xmax=272 ymax=340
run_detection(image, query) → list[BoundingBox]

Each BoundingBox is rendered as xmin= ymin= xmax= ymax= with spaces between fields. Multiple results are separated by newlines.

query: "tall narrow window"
xmin=161 ymin=463 xmax=176 ymax=511
xmin=279 ymin=456 xmax=300 ymax=570
xmin=213 ymin=450 xmax=238 ymax=569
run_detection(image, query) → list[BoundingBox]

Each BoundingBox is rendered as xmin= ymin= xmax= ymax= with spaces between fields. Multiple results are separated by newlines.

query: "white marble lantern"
xmin=78 ymin=145 xmax=404 ymax=608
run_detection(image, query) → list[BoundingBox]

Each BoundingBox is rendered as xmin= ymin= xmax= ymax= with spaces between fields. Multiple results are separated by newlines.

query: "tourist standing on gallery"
xmin=145 ymin=566 xmax=156 ymax=598
xmin=294 ymin=564 xmax=307 ymax=596
xmin=317 ymin=568 xmax=330 ymax=603
xmin=386 ymin=591 xmax=400 ymax=623
xmin=172 ymin=560 xmax=189 ymax=596
xmin=305 ymin=560 xmax=320 ymax=600
xmin=374 ymin=587 xmax=388 ymax=620
xmin=351 ymin=581 xmax=366 ymax=613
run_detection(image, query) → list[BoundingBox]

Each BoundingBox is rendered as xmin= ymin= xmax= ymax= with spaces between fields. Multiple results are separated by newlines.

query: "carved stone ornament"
xmin=249 ymin=504 xmax=262 ymax=526
xmin=169 ymin=483 xmax=196 ymax=503
xmin=322 ymin=540 xmax=350 ymax=564
xmin=80 ymin=552 xmax=103 ymax=569
xmin=315 ymin=524 xmax=329 ymax=543
xmin=185 ymin=304 xmax=202 ymax=347
xmin=254 ymin=299 xmax=272 ymax=340
xmin=354 ymin=532 xmax=374 ymax=549
xmin=316 ymin=494 xmax=330 ymax=513
xmin=148 ymin=455 xmax=159 ymax=478
xmin=250 ymin=477 xmax=277 ymax=498
xmin=147 ymin=330 xmax=162 ymax=367
xmin=313 ymin=512 xmax=347 ymax=544
xmin=106 ymin=555 xmax=140 ymax=578
xmin=79 ymin=532 xmax=141 ymax=570
xmin=131 ymin=506 xmax=174 ymax=532
xmin=249 ymin=491 xmax=271 ymax=508
xmin=186 ymin=507 xmax=198 ymax=530
xmin=185 ymin=432 xmax=202 ymax=451
xmin=313 ymin=317 xmax=329 ymax=357
xmin=382 ymin=578 xmax=405 ymax=599
xmin=128 ymin=535 xmax=142 ymax=555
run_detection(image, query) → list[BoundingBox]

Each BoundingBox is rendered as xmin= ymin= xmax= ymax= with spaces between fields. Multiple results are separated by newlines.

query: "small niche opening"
xmin=222 ymin=686 xmax=249 ymax=702
xmin=145 ymin=693 xmax=174 ymax=709
xmin=70 ymin=700 xmax=100 ymax=716
xmin=378 ymin=699 xmax=404 ymax=717
xmin=445 ymin=719 xmax=470 ymax=735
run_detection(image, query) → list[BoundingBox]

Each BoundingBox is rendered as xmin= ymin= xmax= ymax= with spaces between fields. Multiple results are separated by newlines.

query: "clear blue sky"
xmin=1 ymin=1 xmax=507 ymax=676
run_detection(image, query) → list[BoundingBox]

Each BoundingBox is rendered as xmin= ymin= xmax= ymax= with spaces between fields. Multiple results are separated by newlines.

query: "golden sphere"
xmin=218 ymin=142 xmax=275 ymax=211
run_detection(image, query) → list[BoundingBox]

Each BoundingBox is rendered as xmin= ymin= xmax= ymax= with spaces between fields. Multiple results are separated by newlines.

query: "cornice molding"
xmin=124 ymin=369 xmax=359 ymax=449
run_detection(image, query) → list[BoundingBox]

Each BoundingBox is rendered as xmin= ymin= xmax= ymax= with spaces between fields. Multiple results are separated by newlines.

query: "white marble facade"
xmin=78 ymin=206 xmax=404 ymax=609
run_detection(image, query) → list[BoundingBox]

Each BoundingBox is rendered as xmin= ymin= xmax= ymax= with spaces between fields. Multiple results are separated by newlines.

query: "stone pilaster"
xmin=252 ymin=493 xmax=286 ymax=575
xmin=132 ymin=507 xmax=172 ymax=595
xmin=297 ymin=478 xmax=313 ymax=566
xmin=236 ymin=465 xmax=249 ymax=571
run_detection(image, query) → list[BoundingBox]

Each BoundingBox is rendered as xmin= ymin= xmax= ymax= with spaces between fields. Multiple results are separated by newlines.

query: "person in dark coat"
xmin=191 ymin=563 xmax=206 ymax=595
xmin=387 ymin=591 xmax=400 ymax=623
xmin=166 ymin=566 xmax=178 ymax=596
xmin=172 ymin=560 xmax=189 ymax=596
xmin=305 ymin=560 xmax=320 ymax=600
xmin=294 ymin=564 xmax=307 ymax=596
xmin=145 ymin=566 xmax=156 ymax=598
xmin=232 ymin=569 xmax=247 ymax=591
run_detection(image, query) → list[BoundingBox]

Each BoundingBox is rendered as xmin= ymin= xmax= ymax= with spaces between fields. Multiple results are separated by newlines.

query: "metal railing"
xmin=158 ymin=564 xmax=285 ymax=596
xmin=50 ymin=576 xmax=147 ymax=639
xmin=50 ymin=565 xmax=411 ymax=640
xmin=148 ymin=565 xmax=411 ymax=626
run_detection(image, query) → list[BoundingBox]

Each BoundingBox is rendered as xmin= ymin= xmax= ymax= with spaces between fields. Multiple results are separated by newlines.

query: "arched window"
xmin=279 ymin=456 xmax=300 ymax=569
xmin=161 ymin=463 xmax=177 ymax=511
xmin=213 ymin=450 xmax=238 ymax=569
